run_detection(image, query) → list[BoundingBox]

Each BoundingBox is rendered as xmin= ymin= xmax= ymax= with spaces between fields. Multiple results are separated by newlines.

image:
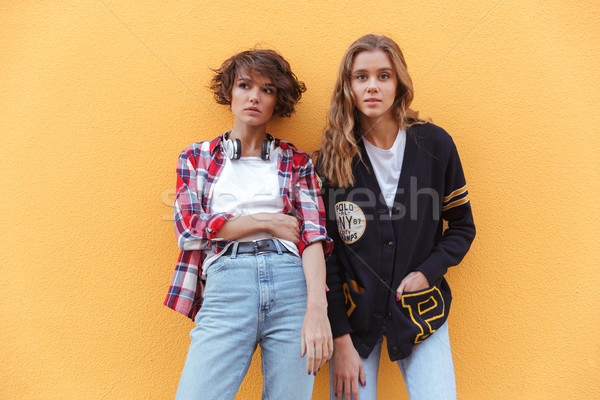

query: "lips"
xmin=364 ymin=98 xmax=381 ymax=106
xmin=245 ymin=106 xmax=260 ymax=114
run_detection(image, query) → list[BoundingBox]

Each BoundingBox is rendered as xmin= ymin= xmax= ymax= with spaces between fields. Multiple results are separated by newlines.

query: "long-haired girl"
xmin=318 ymin=34 xmax=476 ymax=400
xmin=165 ymin=49 xmax=333 ymax=400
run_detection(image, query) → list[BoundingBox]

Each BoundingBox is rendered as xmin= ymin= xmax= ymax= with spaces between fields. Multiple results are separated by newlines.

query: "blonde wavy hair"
xmin=318 ymin=34 xmax=425 ymax=188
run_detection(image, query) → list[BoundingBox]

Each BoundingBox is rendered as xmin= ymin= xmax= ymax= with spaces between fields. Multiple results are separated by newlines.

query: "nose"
xmin=249 ymin=87 xmax=259 ymax=103
xmin=367 ymin=77 xmax=378 ymax=93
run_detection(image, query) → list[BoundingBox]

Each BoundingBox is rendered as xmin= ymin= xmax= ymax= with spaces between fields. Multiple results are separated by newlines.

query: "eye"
xmin=238 ymin=82 xmax=249 ymax=89
xmin=356 ymin=74 xmax=367 ymax=80
xmin=263 ymin=87 xmax=274 ymax=94
xmin=380 ymin=73 xmax=390 ymax=80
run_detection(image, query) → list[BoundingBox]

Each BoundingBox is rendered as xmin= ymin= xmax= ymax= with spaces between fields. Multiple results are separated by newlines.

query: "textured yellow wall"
xmin=2 ymin=1 xmax=599 ymax=399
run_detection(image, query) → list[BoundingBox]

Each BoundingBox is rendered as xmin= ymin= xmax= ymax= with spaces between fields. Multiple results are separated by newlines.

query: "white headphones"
xmin=223 ymin=132 xmax=276 ymax=161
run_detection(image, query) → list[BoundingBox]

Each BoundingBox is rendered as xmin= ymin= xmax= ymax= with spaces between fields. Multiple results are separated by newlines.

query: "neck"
xmin=229 ymin=122 xmax=267 ymax=156
xmin=360 ymin=115 xmax=400 ymax=150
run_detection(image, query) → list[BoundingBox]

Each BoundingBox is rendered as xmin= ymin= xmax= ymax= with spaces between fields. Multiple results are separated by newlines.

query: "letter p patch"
xmin=401 ymin=287 xmax=446 ymax=343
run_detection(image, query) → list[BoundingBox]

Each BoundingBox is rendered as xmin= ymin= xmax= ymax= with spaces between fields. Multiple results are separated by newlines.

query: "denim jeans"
xmin=329 ymin=321 xmax=456 ymax=400
xmin=175 ymin=245 xmax=314 ymax=400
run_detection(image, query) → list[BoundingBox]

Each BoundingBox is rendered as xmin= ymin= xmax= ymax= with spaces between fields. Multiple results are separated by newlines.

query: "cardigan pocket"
xmin=397 ymin=280 xmax=452 ymax=344
xmin=342 ymin=276 xmax=370 ymax=331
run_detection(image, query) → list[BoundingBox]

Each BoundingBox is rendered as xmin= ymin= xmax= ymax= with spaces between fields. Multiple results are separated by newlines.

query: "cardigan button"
xmin=386 ymin=312 xmax=392 ymax=320
xmin=391 ymin=346 xmax=400 ymax=355
xmin=384 ymin=240 xmax=394 ymax=248
xmin=393 ymin=207 xmax=402 ymax=215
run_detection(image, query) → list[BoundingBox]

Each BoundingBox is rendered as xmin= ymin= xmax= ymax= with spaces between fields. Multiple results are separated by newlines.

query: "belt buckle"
xmin=254 ymin=239 xmax=271 ymax=255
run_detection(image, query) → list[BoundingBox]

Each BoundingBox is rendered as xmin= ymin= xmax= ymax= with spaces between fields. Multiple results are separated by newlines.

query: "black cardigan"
xmin=319 ymin=123 xmax=476 ymax=361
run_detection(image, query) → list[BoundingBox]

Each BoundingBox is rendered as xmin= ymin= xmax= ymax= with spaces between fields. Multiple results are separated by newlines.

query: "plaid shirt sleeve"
xmin=293 ymin=152 xmax=334 ymax=257
xmin=174 ymin=143 xmax=231 ymax=251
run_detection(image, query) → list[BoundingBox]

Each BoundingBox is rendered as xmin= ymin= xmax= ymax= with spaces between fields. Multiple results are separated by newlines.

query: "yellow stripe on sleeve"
xmin=443 ymin=185 xmax=467 ymax=202
xmin=442 ymin=196 xmax=470 ymax=211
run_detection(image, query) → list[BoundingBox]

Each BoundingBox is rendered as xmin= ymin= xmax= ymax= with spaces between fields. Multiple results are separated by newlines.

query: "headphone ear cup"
xmin=223 ymin=137 xmax=233 ymax=159
xmin=233 ymin=138 xmax=242 ymax=160
xmin=261 ymin=133 xmax=276 ymax=161
xmin=269 ymin=139 xmax=276 ymax=159
xmin=261 ymin=139 xmax=270 ymax=160
xmin=223 ymin=134 xmax=242 ymax=160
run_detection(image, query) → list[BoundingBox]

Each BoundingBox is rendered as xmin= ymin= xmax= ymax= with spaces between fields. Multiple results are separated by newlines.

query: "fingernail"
xmin=396 ymin=295 xmax=400 ymax=302
xmin=363 ymin=380 xmax=367 ymax=386
xmin=334 ymin=393 xmax=337 ymax=397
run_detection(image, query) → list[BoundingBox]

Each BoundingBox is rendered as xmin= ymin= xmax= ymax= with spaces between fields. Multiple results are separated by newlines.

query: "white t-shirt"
xmin=363 ymin=128 xmax=406 ymax=213
xmin=202 ymin=147 xmax=299 ymax=276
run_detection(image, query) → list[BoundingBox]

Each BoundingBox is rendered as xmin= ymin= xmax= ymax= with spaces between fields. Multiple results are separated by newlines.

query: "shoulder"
xmin=408 ymin=122 xmax=458 ymax=161
xmin=277 ymin=139 xmax=312 ymax=166
xmin=180 ymin=135 xmax=223 ymax=159
xmin=409 ymin=122 xmax=454 ymax=146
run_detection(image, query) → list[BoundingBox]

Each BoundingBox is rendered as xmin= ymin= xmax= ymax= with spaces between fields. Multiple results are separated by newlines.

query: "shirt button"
xmin=384 ymin=240 xmax=394 ymax=248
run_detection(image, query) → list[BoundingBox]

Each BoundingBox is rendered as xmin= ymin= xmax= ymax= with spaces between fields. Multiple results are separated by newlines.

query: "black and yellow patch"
xmin=342 ymin=279 xmax=365 ymax=317
xmin=401 ymin=287 xmax=446 ymax=343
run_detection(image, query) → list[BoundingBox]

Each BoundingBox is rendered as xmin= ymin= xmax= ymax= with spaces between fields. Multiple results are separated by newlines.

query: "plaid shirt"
xmin=164 ymin=133 xmax=333 ymax=319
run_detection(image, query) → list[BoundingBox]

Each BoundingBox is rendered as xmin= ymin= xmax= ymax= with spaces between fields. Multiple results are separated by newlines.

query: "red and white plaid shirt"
xmin=164 ymin=133 xmax=333 ymax=319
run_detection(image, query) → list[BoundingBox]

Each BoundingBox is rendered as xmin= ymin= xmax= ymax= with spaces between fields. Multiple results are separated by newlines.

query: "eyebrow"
xmin=237 ymin=76 xmax=275 ymax=87
xmin=352 ymin=67 xmax=394 ymax=73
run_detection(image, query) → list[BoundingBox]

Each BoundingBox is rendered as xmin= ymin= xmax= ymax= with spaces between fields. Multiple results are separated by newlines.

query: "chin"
xmin=362 ymin=111 xmax=385 ymax=119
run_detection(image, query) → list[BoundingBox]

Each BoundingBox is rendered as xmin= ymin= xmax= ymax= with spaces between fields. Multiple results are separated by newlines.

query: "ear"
xmin=223 ymin=87 xmax=233 ymax=102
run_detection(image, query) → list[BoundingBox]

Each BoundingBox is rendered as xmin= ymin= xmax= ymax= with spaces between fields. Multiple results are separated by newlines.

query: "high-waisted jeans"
xmin=175 ymin=245 xmax=313 ymax=400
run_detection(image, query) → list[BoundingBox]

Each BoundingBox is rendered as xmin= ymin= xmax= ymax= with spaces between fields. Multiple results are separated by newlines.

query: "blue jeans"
xmin=330 ymin=321 xmax=456 ymax=400
xmin=175 ymin=246 xmax=314 ymax=400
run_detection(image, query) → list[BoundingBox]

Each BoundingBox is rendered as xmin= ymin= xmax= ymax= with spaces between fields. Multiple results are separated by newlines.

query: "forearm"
xmin=215 ymin=213 xmax=269 ymax=240
xmin=301 ymin=242 xmax=328 ymax=310
xmin=416 ymin=208 xmax=476 ymax=283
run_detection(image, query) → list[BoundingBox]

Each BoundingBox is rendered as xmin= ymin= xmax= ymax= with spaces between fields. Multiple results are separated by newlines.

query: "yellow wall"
xmin=2 ymin=1 xmax=599 ymax=399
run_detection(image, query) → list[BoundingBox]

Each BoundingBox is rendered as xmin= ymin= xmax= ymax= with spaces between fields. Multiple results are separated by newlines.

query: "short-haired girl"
xmin=317 ymin=34 xmax=476 ymax=399
xmin=165 ymin=49 xmax=333 ymax=400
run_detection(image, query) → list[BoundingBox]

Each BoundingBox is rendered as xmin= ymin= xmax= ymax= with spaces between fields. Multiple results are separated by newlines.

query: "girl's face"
xmin=230 ymin=70 xmax=277 ymax=129
xmin=350 ymin=50 xmax=398 ymax=123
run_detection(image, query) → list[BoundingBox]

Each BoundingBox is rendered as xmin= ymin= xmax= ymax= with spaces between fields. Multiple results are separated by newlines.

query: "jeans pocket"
xmin=205 ymin=256 xmax=230 ymax=278
xmin=203 ymin=256 xmax=232 ymax=297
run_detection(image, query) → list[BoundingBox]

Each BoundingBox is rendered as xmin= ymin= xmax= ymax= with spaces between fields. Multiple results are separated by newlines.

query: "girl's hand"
xmin=263 ymin=213 xmax=301 ymax=244
xmin=395 ymin=271 xmax=430 ymax=300
xmin=331 ymin=334 xmax=365 ymax=399
xmin=300 ymin=304 xmax=333 ymax=375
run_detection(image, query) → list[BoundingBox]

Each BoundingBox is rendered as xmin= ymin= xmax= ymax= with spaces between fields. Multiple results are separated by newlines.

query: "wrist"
xmin=306 ymin=299 xmax=327 ymax=312
xmin=333 ymin=333 xmax=353 ymax=347
xmin=253 ymin=213 xmax=269 ymax=232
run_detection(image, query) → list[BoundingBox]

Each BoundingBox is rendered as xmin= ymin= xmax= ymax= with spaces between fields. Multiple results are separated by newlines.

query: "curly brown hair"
xmin=210 ymin=49 xmax=306 ymax=118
